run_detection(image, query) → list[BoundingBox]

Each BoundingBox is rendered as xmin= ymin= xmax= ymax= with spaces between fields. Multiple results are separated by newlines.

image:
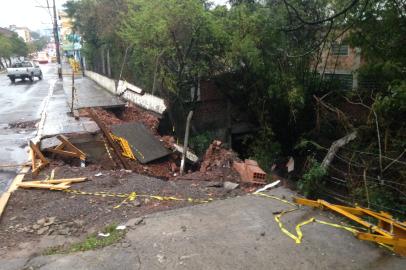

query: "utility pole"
xmin=48 ymin=0 xmax=62 ymax=79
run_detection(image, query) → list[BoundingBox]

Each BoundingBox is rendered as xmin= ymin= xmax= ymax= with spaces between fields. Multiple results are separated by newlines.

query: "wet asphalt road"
xmin=0 ymin=64 xmax=57 ymax=193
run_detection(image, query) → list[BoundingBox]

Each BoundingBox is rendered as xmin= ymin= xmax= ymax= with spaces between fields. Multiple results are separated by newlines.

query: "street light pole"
xmin=50 ymin=0 xmax=62 ymax=79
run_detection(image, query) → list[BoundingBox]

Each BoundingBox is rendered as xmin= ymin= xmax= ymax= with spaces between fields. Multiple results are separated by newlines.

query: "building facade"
xmin=9 ymin=25 xmax=31 ymax=42
xmin=317 ymin=34 xmax=362 ymax=91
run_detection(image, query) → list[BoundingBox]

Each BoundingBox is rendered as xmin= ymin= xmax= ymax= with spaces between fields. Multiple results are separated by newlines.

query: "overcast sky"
xmin=0 ymin=0 xmax=229 ymax=32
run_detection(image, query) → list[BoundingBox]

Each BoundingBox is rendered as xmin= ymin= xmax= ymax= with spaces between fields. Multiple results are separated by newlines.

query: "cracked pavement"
xmin=1 ymin=188 xmax=405 ymax=270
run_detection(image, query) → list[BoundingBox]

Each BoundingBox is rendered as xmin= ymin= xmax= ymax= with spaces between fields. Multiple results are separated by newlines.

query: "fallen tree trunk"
xmin=321 ymin=131 xmax=357 ymax=169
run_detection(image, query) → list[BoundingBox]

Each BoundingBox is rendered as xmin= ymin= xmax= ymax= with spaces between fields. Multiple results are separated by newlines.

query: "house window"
xmin=324 ymin=73 xmax=353 ymax=90
xmin=331 ymin=43 xmax=349 ymax=56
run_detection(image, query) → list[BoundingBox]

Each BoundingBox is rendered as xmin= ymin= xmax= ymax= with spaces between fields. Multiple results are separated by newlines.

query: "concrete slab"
xmin=2 ymin=188 xmax=405 ymax=269
xmin=65 ymin=75 xmax=125 ymax=109
xmin=111 ymin=122 xmax=170 ymax=163
xmin=41 ymin=81 xmax=99 ymax=137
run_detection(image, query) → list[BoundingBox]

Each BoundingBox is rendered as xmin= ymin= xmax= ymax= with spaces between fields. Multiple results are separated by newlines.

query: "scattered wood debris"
xmin=17 ymin=177 xmax=87 ymax=191
xmin=30 ymin=140 xmax=49 ymax=176
xmin=45 ymin=135 xmax=87 ymax=161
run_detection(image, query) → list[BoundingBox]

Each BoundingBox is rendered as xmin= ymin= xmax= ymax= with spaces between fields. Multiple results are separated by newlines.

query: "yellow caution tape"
xmin=254 ymin=192 xmax=297 ymax=207
xmin=62 ymin=188 xmax=213 ymax=209
xmin=103 ymin=138 xmax=114 ymax=161
xmin=114 ymin=192 xmax=137 ymax=209
xmin=253 ymin=191 xmax=372 ymax=245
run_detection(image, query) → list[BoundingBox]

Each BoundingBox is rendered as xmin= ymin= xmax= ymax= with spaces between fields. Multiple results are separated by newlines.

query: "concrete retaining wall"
xmin=84 ymin=70 xmax=167 ymax=115
xmin=84 ymin=70 xmax=116 ymax=94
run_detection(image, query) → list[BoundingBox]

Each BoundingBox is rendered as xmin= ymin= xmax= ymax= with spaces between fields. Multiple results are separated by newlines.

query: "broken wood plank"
xmin=0 ymin=192 xmax=11 ymax=220
xmin=31 ymin=177 xmax=87 ymax=184
xmin=88 ymin=108 xmax=131 ymax=170
xmin=30 ymin=140 xmax=49 ymax=176
xmin=57 ymin=135 xmax=86 ymax=157
xmin=47 ymin=148 xmax=84 ymax=159
xmin=17 ymin=182 xmax=70 ymax=190
xmin=45 ymin=135 xmax=87 ymax=160
xmin=51 ymin=182 xmax=71 ymax=190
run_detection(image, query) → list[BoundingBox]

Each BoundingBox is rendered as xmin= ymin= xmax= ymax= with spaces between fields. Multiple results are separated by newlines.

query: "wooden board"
xmin=17 ymin=182 xmax=70 ymax=190
xmin=31 ymin=178 xmax=87 ymax=184
xmin=0 ymin=166 xmax=30 ymax=220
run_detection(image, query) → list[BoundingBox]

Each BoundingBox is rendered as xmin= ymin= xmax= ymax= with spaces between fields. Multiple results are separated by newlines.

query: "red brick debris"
xmin=233 ymin=159 xmax=267 ymax=184
xmin=200 ymin=140 xmax=238 ymax=173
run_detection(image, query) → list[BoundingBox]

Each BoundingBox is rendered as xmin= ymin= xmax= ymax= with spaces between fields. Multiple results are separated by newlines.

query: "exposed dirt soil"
xmin=0 ymin=164 xmax=244 ymax=257
xmin=81 ymin=107 xmax=123 ymax=126
xmin=116 ymin=105 xmax=160 ymax=134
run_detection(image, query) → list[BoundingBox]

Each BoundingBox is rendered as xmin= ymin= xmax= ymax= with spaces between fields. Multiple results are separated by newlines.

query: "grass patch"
xmin=43 ymin=224 xmax=126 ymax=255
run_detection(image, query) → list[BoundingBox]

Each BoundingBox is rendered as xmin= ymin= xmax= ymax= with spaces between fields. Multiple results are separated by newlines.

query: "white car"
xmin=7 ymin=61 xmax=43 ymax=83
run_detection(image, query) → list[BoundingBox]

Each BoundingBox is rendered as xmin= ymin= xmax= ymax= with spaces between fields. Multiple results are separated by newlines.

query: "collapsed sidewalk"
xmin=1 ymin=67 xmax=405 ymax=265
xmin=0 ymin=66 xmax=249 ymax=258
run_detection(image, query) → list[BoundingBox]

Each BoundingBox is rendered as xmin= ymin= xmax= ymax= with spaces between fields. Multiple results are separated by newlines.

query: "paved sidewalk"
xmin=41 ymin=80 xmax=99 ymax=137
xmin=2 ymin=188 xmax=404 ymax=270
xmin=63 ymin=64 xmax=125 ymax=110
xmin=41 ymin=62 xmax=125 ymax=137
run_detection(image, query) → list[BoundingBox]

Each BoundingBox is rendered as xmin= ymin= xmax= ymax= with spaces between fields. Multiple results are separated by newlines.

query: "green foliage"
xmin=28 ymin=36 xmax=49 ymax=53
xmin=0 ymin=33 xmax=27 ymax=59
xmin=65 ymin=0 xmax=405 ymax=213
xmin=120 ymin=0 xmax=227 ymax=95
xmin=0 ymin=34 xmax=13 ymax=58
xmin=63 ymin=0 xmax=130 ymax=76
xmin=43 ymin=224 xmax=125 ymax=255
xmin=298 ymin=159 xmax=327 ymax=197
xmin=352 ymin=184 xmax=406 ymax=219
xmin=374 ymin=81 xmax=406 ymax=122
xmin=248 ymin=127 xmax=281 ymax=172
xmin=190 ymin=131 xmax=216 ymax=156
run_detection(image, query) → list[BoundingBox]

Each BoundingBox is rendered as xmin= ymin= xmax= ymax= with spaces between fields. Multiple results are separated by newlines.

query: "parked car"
xmin=37 ymin=52 xmax=49 ymax=64
xmin=6 ymin=61 xmax=43 ymax=83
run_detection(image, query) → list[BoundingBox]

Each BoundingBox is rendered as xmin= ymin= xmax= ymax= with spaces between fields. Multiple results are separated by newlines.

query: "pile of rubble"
xmin=29 ymin=103 xmax=266 ymax=184
xmin=200 ymin=140 xmax=238 ymax=173
xmin=175 ymin=140 xmax=241 ymax=182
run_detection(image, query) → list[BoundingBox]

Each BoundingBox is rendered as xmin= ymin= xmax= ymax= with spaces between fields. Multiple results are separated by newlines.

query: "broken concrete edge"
xmin=32 ymin=79 xmax=58 ymax=145
xmin=117 ymin=80 xmax=144 ymax=95
xmin=39 ymin=132 xmax=100 ymax=151
xmin=84 ymin=70 xmax=167 ymax=115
